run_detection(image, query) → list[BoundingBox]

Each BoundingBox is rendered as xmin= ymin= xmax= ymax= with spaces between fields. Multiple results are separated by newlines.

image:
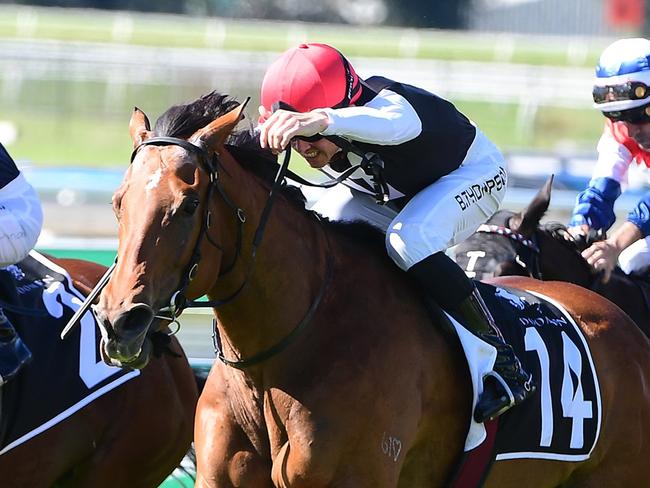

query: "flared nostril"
xmin=118 ymin=304 xmax=155 ymax=336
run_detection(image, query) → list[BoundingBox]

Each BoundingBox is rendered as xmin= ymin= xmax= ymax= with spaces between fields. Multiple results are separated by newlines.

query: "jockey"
xmin=0 ymin=142 xmax=43 ymax=384
xmin=258 ymin=43 xmax=535 ymax=422
xmin=569 ymin=38 xmax=650 ymax=282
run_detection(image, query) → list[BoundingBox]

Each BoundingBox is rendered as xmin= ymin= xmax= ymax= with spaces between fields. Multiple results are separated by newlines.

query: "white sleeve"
xmin=0 ymin=172 xmax=43 ymax=267
xmin=590 ymin=129 xmax=633 ymax=189
xmin=319 ymin=89 xmax=422 ymax=145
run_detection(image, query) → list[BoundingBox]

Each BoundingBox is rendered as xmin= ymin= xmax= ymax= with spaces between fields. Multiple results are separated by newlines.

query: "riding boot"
xmin=0 ymin=308 xmax=31 ymax=385
xmin=407 ymin=252 xmax=535 ymax=423
xmin=454 ymin=287 xmax=536 ymax=421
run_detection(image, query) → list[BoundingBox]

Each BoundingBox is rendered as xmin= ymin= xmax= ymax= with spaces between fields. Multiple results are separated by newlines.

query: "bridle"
xmin=62 ymin=135 xmax=333 ymax=369
xmin=476 ymin=221 xmax=598 ymax=285
xmin=475 ymin=223 xmax=543 ymax=279
xmin=129 ymin=136 xmax=249 ymax=318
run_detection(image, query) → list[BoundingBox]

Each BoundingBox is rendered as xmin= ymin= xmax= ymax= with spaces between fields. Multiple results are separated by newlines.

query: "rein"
xmin=212 ymin=253 xmax=333 ymax=369
xmin=138 ymin=137 xmax=249 ymax=317
xmin=476 ymin=222 xmax=599 ymax=286
xmin=147 ymin=138 xmax=333 ymax=368
xmin=273 ymin=101 xmax=390 ymax=204
xmin=64 ymin=133 xmax=331 ymax=369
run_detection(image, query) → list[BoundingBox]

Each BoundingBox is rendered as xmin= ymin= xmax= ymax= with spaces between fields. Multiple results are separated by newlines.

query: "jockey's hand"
xmin=568 ymin=224 xmax=592 ymax=249
xmin=581 ymin=240 xmax=619 ymax=283
xmin=258 ymin=106 xmax=329 ymax=153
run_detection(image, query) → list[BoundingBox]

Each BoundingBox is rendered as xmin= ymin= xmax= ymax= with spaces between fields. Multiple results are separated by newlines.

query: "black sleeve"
xmin=0 ymin=143 xmax=20 ymax=188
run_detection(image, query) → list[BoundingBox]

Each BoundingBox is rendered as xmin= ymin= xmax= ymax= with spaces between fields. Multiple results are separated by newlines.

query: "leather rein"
xmin=62 ymin=136 xmax=332 ymax=369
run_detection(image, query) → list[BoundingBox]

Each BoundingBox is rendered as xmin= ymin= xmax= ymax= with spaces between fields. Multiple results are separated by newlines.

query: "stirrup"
xmin=474 ymin=371 xmax=534 ymax=423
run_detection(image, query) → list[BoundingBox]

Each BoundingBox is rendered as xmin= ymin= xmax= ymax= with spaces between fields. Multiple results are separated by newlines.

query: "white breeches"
xmin=0 ymin=173 xmax=43 ymax=267
xmin=306 ymin=132 xmax=507 ymax=271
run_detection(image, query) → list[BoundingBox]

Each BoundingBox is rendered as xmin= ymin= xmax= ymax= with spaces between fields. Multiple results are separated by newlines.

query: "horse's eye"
xmin=182 ymin=198 xmax=200 ymax=215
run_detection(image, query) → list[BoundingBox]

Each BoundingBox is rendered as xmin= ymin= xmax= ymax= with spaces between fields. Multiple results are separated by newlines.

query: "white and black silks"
xmin=0 ymin=145 xmax=43 ymax=268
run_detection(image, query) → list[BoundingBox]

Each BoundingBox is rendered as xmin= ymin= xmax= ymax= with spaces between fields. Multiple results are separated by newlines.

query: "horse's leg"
xmin=195 ymin=364 xmax=272 ymax=488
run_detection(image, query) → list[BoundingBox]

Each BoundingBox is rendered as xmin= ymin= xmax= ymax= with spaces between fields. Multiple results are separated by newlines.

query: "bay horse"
xmin=95 ymin=92 xmax=650 ymax=487
xmin=0 ymin=255 xmax=198 ymax=487
xmin=453 ymin=177 xmax=650 ymax=333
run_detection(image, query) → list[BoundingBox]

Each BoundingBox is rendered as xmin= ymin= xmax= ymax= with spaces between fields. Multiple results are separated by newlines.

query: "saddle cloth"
xmin=454 ymin=282 xmax=602 ymax=462
xmin=0 ymin=251 xmax=139 ymax=455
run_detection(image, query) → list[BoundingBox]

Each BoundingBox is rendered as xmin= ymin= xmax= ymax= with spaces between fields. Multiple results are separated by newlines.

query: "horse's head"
xmin=94 ymin=93 xmax=247 ymax=368
xmin=507 ymin=176 xmax=599 ymax=284
xmin=455 ymin=176 xmax=597 ymax=285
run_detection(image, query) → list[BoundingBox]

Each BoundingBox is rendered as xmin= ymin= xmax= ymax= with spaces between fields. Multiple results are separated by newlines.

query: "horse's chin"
xmin=101 ymin=337 xmax=152 ymax=370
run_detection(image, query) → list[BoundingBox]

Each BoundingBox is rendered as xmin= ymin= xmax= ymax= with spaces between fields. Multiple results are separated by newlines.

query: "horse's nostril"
xmin=119 ymin=304 xmax=155 ymax=335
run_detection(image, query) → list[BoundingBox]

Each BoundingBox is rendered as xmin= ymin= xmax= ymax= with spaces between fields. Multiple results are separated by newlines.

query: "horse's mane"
xmin=153 ymin=91 xmax=241 ymax=140
xmin=154 ymin=91 xmax=389 ymax=259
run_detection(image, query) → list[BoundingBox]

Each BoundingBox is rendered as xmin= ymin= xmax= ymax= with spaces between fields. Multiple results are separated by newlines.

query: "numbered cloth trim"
xmin=0 ymin=251 xmax=140 ymax=455
xmin=475 ymin=282 xmax=602 ymax=462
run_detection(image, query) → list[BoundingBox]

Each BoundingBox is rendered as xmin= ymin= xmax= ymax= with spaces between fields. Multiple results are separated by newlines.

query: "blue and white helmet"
xmin=593 ymin=38 xmax=650 ymax=114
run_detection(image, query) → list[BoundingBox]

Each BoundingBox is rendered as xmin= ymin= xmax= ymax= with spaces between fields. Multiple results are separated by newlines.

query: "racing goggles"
xmin=593 ymin=81 xmax=649 ymax=104
xmin=602 ymin=102 xmax=650 ymax=123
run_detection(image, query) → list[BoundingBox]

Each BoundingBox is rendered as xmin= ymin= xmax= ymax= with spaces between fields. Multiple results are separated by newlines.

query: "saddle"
xmin=443 ymin=282 xmax=600 ymax=465
xmin=0 ymin=252 xmax=139 ymax=455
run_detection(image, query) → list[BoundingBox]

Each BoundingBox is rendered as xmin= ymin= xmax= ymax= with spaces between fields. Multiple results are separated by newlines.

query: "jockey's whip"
xmin=60 ymin=259 xmax=116 ymax=340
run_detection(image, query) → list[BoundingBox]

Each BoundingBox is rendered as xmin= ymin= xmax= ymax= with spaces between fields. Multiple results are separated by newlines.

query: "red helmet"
xmin=260 ymin=43 xmax=362 ymax=113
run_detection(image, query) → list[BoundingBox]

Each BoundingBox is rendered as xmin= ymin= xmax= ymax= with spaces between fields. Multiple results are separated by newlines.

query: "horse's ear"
xmin=129 ymin=107 xmax=152 ymax=147
xmin=192 ymin=98 xmax=249 ymax=150
xmin=509 ymin=175 xmax=554 ymax=236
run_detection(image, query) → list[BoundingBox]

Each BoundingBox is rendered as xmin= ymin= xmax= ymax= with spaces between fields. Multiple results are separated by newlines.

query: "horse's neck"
xmin=539 ymin=233 xmax=592 ymax=285
xmin=207 ymin=182 xmax=471 ymax=469
xmin=207 ymin=165 xmax=330 ymax=366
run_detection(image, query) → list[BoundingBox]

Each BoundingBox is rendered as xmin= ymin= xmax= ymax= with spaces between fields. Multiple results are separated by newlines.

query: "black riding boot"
xmin=455 ymin=287 xmax=535 ymax=422
xmin=407 ymin=252 xmax=535 ymax=423
xmin=0 ymin=309 xmax=31 ymax=384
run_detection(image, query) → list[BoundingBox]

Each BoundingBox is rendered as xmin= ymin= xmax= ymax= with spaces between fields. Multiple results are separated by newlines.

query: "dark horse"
xmin=453 ymin=177 xmax=650 ymax=333
xmin=95 ymin=92 xmax=650 ymax=486
xmin=0 ymin=255 xmax=198 ymax=487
